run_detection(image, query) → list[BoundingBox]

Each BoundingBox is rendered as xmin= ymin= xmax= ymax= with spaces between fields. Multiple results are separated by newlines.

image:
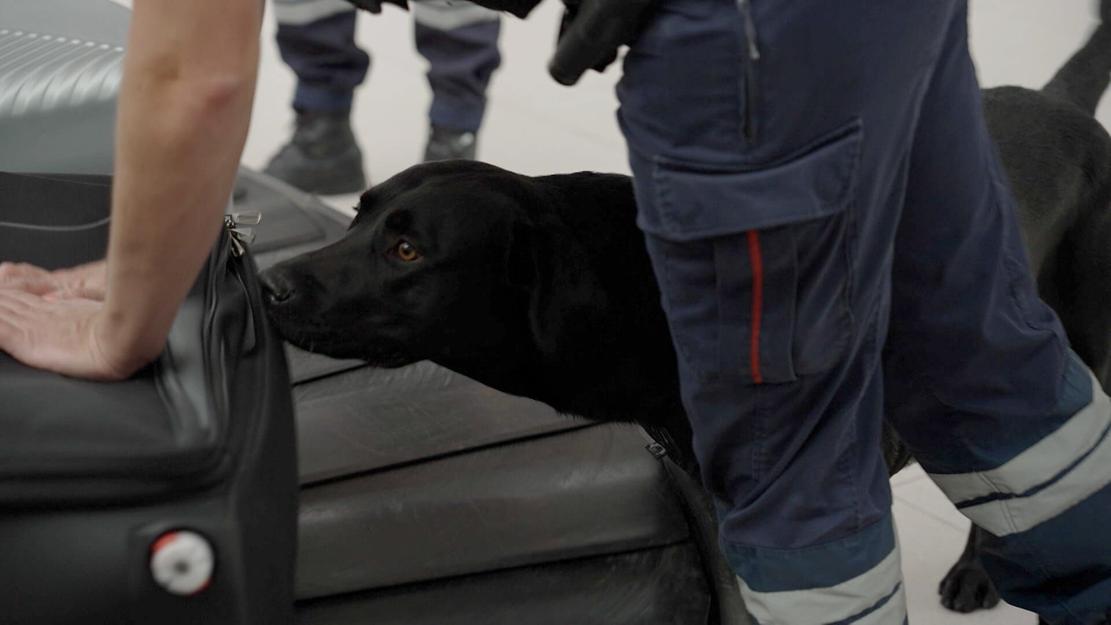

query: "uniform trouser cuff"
xmin=293 ymin=84 xmax=355 ymax=114
xmin=723 ymin=514 xmax=906 ymax=625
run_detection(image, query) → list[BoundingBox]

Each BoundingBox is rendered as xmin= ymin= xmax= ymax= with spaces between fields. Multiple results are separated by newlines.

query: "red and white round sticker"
xmin=149 ymin=530 xmax=215 ymax=596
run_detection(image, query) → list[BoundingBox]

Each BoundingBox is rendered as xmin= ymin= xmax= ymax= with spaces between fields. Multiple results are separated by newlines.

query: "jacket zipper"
xmin=737 ymin=0 xmax=761 ymax=144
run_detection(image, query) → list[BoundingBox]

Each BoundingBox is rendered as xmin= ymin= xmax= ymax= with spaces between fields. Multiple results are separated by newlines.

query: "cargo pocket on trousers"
xmin=646 ymin=121 xmax=863 ymax=385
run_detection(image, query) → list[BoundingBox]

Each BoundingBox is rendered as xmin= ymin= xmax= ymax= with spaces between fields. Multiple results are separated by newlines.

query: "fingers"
xmin=0 ymin=288 xmax=101 ymax=332
xmin=42 ymin=283 xmax=106 ymax=302
xmin=0 ymin=290 xmax=61 ymax=355
xmin=0 ymin=262 xmax=67 ymax=296
xmin=549 ymin=8 xmax=609 ymax=86
xmin=14 ymin=278 xmax=59 ymax=296
xmin=0 ymin=288 xmax=122 ymax=380
xmin=0 ymin=288 xmax=36 ymax=314
xmin=0 ymin=262 xmax=54 ymax=294
xmin=0 ymin=262 xmax=43 ymax=281
xmin=0 ymin=289 xmax=38 ymax=361
xmin=32 ymin=271 xmax=105 ymax=300
xmin=0 ymin=313 xmax=23 ymax=365
xmin=548 ymin=0 xmax=653 ymax=86
xmin=0 ymin=261 xmax=108 ymax=300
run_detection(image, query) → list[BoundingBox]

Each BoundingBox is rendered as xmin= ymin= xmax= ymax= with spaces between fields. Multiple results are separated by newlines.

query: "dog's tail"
xmin=1042 ymin=0 xmax=1111 ymax=114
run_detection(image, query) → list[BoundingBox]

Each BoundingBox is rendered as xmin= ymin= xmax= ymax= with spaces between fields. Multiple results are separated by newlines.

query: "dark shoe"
xmin=423 ymin=125 xmax=478 ymax=162
xmin=264 ymin=111 xmax=367 ymax=195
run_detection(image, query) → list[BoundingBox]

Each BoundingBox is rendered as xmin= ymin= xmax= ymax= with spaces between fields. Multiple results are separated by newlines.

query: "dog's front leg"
xmin=938 ymin=525 xmax=1002 ymax=613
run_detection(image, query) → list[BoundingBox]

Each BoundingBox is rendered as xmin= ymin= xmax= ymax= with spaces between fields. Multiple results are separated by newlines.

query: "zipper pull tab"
xmin=229 ymin=210 xmax=261 ymax=226
xmin=739 ymin=0 xmax=761 ymax=61
xmin=224 ymin=213 xmax=260 ymax=257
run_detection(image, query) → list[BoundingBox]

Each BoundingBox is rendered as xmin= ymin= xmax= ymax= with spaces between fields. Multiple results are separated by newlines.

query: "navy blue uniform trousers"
xmin=272 ymin=0 xmax=501 ymax=132
xmin=617 ymin=0 xmax=1111 ymax=623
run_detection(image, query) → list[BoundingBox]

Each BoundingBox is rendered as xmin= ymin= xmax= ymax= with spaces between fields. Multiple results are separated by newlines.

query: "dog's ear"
xmin=505 ymin=217 xmax=613 ymax=361
xmin=351 ymin=188 xmax=383 ymax=229
xmin=354 ymin=188 xmax=377 ymax=213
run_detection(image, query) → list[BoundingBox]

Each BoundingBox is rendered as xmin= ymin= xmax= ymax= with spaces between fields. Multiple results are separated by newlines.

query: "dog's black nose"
xmin=259 ymin=268 xmax=296 ymax=306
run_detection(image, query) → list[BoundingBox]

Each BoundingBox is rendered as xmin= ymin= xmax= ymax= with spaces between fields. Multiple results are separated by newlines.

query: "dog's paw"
xmin=938 ymin=560 xmax=1002 ymax=613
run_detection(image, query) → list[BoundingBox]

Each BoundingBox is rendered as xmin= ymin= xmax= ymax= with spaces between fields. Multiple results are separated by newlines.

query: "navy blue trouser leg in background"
xmin=885 ymin=6 xmax=1111 ymax=621
xmin=273 ymin=0 xmax=369 ymax=112
xmin=413 ymin=1 xmax=502 ymax=132
xmin=272 ymin=0 xmax=500 ymax=130
xmin=617 ymin=0 xmax=1111 ymax=623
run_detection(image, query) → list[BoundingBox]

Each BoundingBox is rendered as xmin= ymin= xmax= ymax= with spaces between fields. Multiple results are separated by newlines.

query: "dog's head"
xmin=260 ymin=161 xmax=608 ymax=373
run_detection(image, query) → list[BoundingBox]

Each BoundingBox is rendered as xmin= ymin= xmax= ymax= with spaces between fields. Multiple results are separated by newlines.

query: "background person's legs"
xmin=265 ymin=0 xmax=500 ymax=192
xmin=412 ymin=0 xmax=501 ymax=161
xmin=885 ymin=5 xmax=1111 ymax=623
xmin=266 ymin=0 xmax=369 ymax=193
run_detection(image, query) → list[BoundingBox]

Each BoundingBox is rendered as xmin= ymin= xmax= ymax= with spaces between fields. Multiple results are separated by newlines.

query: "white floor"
xmin=241 ymin=2 xmax=1110 ymax=622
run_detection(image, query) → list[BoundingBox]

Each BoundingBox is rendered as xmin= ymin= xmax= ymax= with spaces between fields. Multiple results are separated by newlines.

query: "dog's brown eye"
xmin=394 ymin=240 xmax=422 ymax=262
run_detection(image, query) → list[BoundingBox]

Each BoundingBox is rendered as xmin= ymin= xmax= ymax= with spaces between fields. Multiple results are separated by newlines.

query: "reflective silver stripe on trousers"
xmin=929 ymin=371 xmax=1111 ymax=536
xmin=273 ymin=0 xmax=498 ymax=30
xmin=737 ymin=548 xmax=906 ymax=625
xmin=273 ymin=0 xmax=354 ymax=26
xmin=412 ymin=0 xmax=499 ymax=30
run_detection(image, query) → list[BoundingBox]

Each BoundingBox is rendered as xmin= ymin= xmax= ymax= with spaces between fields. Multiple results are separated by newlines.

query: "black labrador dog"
xmin=262 ymin=11 xmax=1111 ymax=618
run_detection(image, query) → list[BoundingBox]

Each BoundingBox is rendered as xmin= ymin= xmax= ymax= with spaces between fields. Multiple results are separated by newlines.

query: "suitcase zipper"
xmin=224 ymin=210 xmax=260 ymax=257
xmin=223 ymin=210 xmax=261 ymax=353
xmin=185 ymin=213 xmax=265 ymax=490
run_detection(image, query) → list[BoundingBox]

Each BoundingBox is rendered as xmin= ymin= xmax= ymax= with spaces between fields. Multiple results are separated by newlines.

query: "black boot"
xmin=423 ymin=124 xmax=478 ymax=162
xmin=264 ymin=111 xmax=367 ymax=195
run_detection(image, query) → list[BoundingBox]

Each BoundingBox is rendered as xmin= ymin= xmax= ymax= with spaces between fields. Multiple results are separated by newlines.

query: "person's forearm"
xmin=99 ymin=0 xmax=261 ymax=369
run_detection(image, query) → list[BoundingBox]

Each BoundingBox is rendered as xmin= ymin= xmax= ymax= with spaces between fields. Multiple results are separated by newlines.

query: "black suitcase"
xmin=0 ymin=172 xmax=297 ymax=625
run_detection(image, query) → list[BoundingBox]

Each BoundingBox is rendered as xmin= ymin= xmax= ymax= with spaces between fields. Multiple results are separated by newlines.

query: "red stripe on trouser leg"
xmin=746 ymin=230 xmax=764 ymax=384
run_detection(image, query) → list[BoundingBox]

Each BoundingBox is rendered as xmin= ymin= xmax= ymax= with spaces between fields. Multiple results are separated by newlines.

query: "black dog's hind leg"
xmin=939 ymin=525 xmax=1002 ymax=613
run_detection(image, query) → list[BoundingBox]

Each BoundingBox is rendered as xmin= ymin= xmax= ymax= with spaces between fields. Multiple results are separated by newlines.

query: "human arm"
xmin=0 ymin=0 xmax=262 ymax=379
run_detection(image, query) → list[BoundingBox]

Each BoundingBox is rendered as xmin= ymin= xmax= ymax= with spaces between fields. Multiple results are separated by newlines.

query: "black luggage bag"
xmin=0 ymin=172 xmax=297 ymax=625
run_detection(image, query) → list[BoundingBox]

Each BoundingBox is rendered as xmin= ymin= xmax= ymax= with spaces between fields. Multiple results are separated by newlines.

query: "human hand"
xmin=0 ymin=260 xmax=108 ymax=300
xmin=0 ymin=289 xmax=141 ymax=381
xmin=346 ymin=0 xmax=408 ymax=14
xmin=428 ymin=0 xmax=655 ymax=85
xmin=549 ymin=0 xmax=655 ymax=86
